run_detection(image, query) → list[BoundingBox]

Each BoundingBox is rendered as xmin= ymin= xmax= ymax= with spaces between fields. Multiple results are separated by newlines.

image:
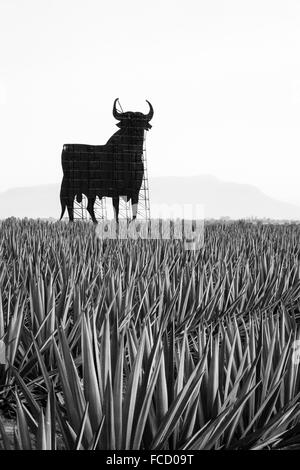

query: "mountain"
xmin=149 ymin=175 xmax=300 ymax=220
xmin=0 ymin=175 xmax=299 ymax=220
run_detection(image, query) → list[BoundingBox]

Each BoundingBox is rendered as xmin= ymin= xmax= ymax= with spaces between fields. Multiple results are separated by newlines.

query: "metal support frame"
xmin=73 ymin=195 xmax=107 ymax=221
xmin=117 ymin=133 xmax=151 ymax=221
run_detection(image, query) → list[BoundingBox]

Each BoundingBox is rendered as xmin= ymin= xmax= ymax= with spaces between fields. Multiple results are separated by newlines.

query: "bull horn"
xmin=113 ymin=98 xmax=123 ymax=120
xmin=145 ymin=100 xmax=154 ymax=121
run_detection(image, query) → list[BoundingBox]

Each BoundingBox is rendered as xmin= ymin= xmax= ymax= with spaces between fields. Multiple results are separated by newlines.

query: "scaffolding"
xmin=73 ymin=195 xmax=107 ymax=221
xmin=117 ymin=132 xmax=151 ymax=221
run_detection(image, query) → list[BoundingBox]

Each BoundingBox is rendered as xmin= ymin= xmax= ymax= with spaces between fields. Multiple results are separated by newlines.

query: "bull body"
xmin=59 ymin=99 xmax=153 ymax=223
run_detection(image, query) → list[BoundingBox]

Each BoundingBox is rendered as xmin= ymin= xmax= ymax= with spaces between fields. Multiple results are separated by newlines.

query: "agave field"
xmin=0 ymin=217 xmax=300 ymax=450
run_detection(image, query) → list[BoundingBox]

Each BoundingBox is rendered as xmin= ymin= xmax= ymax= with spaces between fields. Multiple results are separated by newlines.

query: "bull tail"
xmin=59 ymin=206 xmax=66 ymax=220
xmin=59 ymin=180 xmax=67 ymax=220
xmin=59 ymin=197 xmax=66 ymax=220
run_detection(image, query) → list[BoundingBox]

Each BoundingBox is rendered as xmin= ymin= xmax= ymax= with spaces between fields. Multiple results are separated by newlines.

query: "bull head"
xmin=113 ymin=98 xmax=154 ymax=130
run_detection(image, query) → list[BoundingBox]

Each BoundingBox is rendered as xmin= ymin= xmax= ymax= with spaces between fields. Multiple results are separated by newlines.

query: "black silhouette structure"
xmin=59 ymin=99 xmax=154 ymax=223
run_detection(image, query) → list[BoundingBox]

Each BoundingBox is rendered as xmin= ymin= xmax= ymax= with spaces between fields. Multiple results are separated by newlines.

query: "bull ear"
xmin=113 ymin=98 xmax=123 ymax=120
xmin=145 ymin=100 xmax=154 ymax=121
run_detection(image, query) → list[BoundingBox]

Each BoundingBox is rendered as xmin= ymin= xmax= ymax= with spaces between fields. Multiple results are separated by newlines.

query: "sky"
xmin=1 ymin=0 xmax=300 ymax=205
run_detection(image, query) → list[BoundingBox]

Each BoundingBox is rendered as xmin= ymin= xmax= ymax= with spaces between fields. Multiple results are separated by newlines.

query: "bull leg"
xmin=87 ymin=197 xmax=98 ymax=224
xmin=112 ymin=196 xmax=119 ymax=223
xmin=131 ymin=193 xmax=139 ymax=220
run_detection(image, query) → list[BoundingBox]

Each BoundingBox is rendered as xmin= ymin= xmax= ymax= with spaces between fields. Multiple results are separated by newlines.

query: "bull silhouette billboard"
xmin=59 ymin=98 xmax=153 ymax=223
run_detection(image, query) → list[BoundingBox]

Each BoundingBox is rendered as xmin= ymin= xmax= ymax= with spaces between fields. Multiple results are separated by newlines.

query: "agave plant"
xmin=0 ymin=218 xmax=300 ymax=449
